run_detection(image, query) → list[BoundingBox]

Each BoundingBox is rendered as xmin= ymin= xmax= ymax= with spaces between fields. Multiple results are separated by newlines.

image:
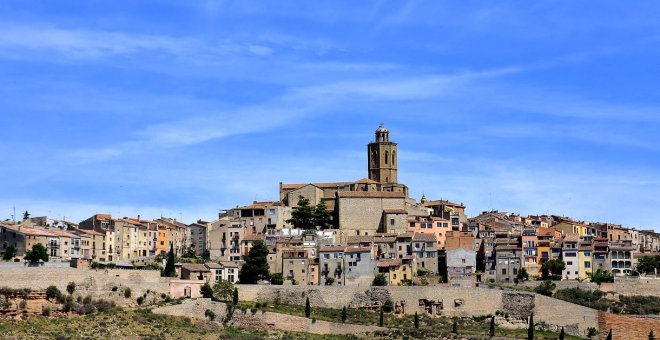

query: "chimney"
xmin=137 ymin=214 xmax=141 ymax=221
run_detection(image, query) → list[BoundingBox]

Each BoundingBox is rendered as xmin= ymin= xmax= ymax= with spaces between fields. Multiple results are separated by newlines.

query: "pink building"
xmin=407 ymin=216 xmax=452 ymax=248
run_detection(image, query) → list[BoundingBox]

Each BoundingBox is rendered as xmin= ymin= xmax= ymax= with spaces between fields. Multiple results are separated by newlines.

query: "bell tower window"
xmin=385 ymin=151 xmax=389 ymax=164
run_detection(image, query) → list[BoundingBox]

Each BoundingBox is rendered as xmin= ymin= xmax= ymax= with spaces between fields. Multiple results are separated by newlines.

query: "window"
xmin=390 ymin=219 xmax=395 ymax=226
xmin=584 ymin=261 xmax=591 ymax=268
xmin=567 ymin=261 xmax=573 ymax=265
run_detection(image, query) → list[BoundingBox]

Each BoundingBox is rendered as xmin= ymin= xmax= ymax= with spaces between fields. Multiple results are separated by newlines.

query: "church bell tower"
xmin=368 ymin=124 xmax=398 ymax=183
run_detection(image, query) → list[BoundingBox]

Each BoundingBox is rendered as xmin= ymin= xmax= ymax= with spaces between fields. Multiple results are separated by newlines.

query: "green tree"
xmin=239 ymin=240 xmax=270 ymax=283
xmin=2 ymin=244 xmax=17 ymax=260
xmin=541 ymin=259 xmax=565 ymax=279
xmin=415 ymin=312 xmax=420 ymax=329
xmin=23 ymin=211 xmax=30 ymax=220
xmin=559 ymin=327 xmax=565 ymax=340
xmin=636 ymin=255 xmax=660 ymax=275
xmin=476 ymin=240 xmax=486 ymax=272
xmin=606 ymin=329 xmax=612 ymax=340
xmin=24 ymin=243 xmax=48 ymax=262
xmin=517 ymin=268 xmax=529 ymax=282
xmin=232 ymin=287 xmax=239 ymax=306
xmin=45 ymin=286 xmax=61 ymax=301
xmin=313 ymin=200 xmax=332 ymax=229
xmin=372 ymin=273 xmax=387 ymax=286
xmin=66 ymin=282 xmax=76 ymax=295
xmin=379 ymin=307 xmax=384 ymax=327
xmin=200 ymin=283 xmax=213 ymax=298
xmin=527 ymin=313 xmax=534 ymax=340
xmin=162 ymin=243 xmax=176 ymax=277
xmin=451 ymin=319 xmax=457 ymax=333
xmin=341 ymin=306 xmax=347 ymax=323
xmin=286 ymin=197 xmax=316 ymax=230
xmin=535 ymin=280 xmax=556 ymax=296
xmin=212 ymin=280 xmax=234 ymax=301
xmin=305 ymin=297 xmax=311 ymax=318
xmin=124 ymin=288 xmax=131 ymax=298
xmin=588 ymin=269 xmax=614 ymax=284
xmin=650 ymin=330 xmax=655 ymax=340
xmin=489 ymin=316 xmax=495 ymax=337
xmin=270 ymin=273 xmax=284 ymax=285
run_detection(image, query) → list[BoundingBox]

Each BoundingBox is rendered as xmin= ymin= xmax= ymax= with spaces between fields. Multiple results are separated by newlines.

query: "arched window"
xmin=392 ymin=151 xmax=396 ymax=165
xmin=385 ymin=151 xmax=389 ymax=164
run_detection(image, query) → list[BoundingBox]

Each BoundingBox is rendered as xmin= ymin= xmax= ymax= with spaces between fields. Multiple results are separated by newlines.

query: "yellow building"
xmin=578 ymin=242 xmax=593 ymax=280
xmin=377 ymin=258 xmax=413 ymax=285
xmin=553 ymin=220 xmax=594 ymax=238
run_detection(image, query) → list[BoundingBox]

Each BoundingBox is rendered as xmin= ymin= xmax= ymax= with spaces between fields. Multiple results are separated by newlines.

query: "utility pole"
xmin=12 ymin=205 xmax=15 ymax=224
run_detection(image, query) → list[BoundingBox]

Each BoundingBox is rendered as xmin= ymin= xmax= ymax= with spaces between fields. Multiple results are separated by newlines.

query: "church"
xmin=279 ymin=125 xmax=427 ymax=241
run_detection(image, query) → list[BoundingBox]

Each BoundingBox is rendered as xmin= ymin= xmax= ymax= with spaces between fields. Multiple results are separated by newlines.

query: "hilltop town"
xmin=1 ymin=125 xmax=660 ymax=339
xmin=2 ymin=125 xmax=658 ymax=284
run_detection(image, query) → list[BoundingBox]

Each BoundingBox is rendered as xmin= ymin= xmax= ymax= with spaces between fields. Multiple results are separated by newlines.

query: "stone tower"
xmin=368 ymin=124 xmax=398 ymax=183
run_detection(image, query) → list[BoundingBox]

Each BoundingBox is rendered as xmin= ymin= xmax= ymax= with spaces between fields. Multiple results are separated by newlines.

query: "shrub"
xmin=372 ymin=273 xmax=387 ymax=286
xmin=200 ymin=283 xmax=213 ymax=299
xmin=535 ymin=280 xmax=556 ymax=296
xmin=111 ymin=286 xmax=118 ymax=292
xmin=2 ymin=244 xmax=17 ymax=260
xmin=91 ymin=261 xmax=100 ymax=269
xmin=325 ymin=277 xmax=335 ymax=285
xmin=42 ymin=306 xmax=51 ymax=316
xmin=205 ymin=309 xmax=215 ymax=321
xmin=76 ymin=295 xmax=82 ymax=303
xmin=19 ymin=299 xmax=27 ymax=310
xmin=83 ymin=295 xmax=92 ymax=305
xmin=136 ymin=296 xmax=144 ymax=305
xmin=417 ymin=268 xmax=431 ymax=277
xmin=124 ymin=288 xmax=132 ymax=298
xmin=587 ymin=327 xmax=598 ymax=338
xmin=46 ymin=286 xmax=62 ymax=301
xmin=270 ymin=273 xmax=284 ymax=285
xmin=66 ymin=282 xmax=76 ymax=295
xmin=93 ymin=299 xmax=117 ymax=313
xmin=383 ymin=298 xmax=393 ymax=312
xmin=161 ymin=293 xmax=167 ymax=299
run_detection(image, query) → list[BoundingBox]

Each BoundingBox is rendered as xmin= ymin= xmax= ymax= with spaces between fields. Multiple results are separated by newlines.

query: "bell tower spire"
xmin=368 ymin=124 xmax=398 ymax=183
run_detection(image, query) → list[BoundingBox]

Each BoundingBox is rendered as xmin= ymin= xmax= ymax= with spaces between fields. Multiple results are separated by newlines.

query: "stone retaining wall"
xmin=0 ymin=267 xmax=169 ymax=302
xmin=235 ymin=284 xmax=598 ymax=337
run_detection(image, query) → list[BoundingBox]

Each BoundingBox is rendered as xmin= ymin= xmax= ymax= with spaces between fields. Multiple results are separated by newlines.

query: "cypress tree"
xmin=163 ymin=242 xmax=176 ymax=277
xmin=232 ymin=287 xmax=239 ymax=306
xmin=414 ymin=312 xmax=419 ymax=329
xmin=489 ymin=316 xmax=495 ymax=337
xmin=606 ymin=329 xmax=612 ymax=340
xmin=650 ymin=330 xmax=655 ymax=340
xmin=379 ymin=307 xmax=384 ymax=327
xmin=452 ymin=319 xmax=457 ymax=334
xmin=528 ymin=313 xmax=534 ymax=340
xmin=341 ymin=306 xmax=347 ymax=323
xmin=305 ymin=297 xmax=311 ymax=318
xmin=559 ymin=327 xmax=565 ymax=340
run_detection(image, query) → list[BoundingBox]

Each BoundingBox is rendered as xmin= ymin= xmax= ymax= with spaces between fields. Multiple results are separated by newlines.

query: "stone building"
xmin=412 ymin=233 xmax=438 ymax=274
xmin=344 ymin=246 xmax=375 ymax=286
xmin=494 ymin=245 xmax=522 ymax=283
xmin=188 ymin=220 xmax=208 ymax=257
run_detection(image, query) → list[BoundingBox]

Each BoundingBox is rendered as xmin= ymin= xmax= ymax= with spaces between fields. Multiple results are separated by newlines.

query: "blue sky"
xmin=1 ymin=1 xmax=659 ymax=229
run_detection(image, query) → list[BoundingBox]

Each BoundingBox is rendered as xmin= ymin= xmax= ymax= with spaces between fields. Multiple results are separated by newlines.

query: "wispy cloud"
xmin=0 ymin=24 xmax=274 ymax=60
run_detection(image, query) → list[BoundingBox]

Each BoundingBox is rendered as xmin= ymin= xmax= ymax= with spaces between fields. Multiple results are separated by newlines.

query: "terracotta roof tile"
xmin=377 ymin=259 xmax=402 ymax=267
